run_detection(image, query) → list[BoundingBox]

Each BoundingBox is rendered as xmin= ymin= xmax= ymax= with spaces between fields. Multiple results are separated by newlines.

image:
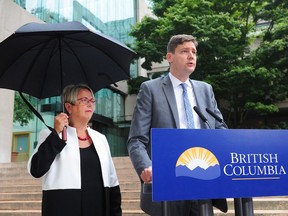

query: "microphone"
xmin=193 ymin=106 xmax=211 ymax=129
xmin=206 ymin=108 xmax=228 ymax=128
xmin=205 ymin=108 xmax=223 ymax=123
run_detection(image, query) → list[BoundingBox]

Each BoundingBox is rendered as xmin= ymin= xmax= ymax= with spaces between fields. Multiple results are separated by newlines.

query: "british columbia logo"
xmin=176 ymin=147 xmax=286 ymax=181
xmin=175 ymin=147 xmax=221 ymax=180
xmin=223 ymin=152 xmax=286 ymax=180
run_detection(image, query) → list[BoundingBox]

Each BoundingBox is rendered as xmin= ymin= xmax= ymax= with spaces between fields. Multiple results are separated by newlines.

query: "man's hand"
xmin=140 ymin=166 xmax=152 ymax=183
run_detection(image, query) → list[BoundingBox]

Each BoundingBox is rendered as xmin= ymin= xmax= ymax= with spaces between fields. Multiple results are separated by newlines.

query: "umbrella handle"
xmin=62 ymin=126 xmax=67 ymax=141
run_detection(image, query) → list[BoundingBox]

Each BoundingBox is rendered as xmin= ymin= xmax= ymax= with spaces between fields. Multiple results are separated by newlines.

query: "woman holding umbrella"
xmin=27 ymin=84 xmax=122 ymax=216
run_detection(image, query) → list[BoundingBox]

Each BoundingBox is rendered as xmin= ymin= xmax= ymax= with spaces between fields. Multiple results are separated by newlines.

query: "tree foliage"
xmin=127 ymin=76 xmax=150 ymax=94
xmin=13 ymin=92 xmax=34 ymax=126
xmin=130 ymin=0 xmax=288 ymax=128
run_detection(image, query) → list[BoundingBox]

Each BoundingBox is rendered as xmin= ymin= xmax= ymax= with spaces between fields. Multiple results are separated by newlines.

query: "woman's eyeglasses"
xmin=75 ymin=97 xmax=96 ymax=105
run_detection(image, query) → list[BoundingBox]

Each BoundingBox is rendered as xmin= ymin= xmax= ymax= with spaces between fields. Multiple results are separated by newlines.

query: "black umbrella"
xmin=0 ymin=21 xmax=137 ymax=98
xmin=0 ymin=21 xmax=137 ymax=140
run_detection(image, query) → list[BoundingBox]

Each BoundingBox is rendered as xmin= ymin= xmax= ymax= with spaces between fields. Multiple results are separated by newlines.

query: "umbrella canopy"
xmin=0 ymin=21 xmax=137 ymax=99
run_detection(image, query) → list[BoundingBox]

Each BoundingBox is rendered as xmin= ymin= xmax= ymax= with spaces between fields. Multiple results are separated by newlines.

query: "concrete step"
xmin=0 ymin=190 xmax=140 ymax=201
xmin=0 ymin=201 xmax=41 ymax=210
xmin=214 ymin=209 xmax=288 ymax=215
xmin=0 ymin=207 xmax=288 ymax=216
xmin=0 ymin=210 xmax=40 ymax=216
xmin=0 ymin=199 xmax=141 ymax=211
xmin=0 ymin=179 xmax=40 ymax=186
xmin=0 ymin=185 xmax=42 ymax=193
xmin=0 ymin=192 xmax=41 ymax=201
xmin=0 ymin=210 xmax=149 ymax=216
xmin=0 ymin=181 xmax=139 ymax=193
xmin=229 ymin=197 xmax=288 ymax=210
xmin=1 ymin=197 xmax=288 ymax=212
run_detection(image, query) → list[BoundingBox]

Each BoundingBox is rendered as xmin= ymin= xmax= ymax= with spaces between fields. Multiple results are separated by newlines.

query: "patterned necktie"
xmin=181 ymin=83 xmax=195 ymax=128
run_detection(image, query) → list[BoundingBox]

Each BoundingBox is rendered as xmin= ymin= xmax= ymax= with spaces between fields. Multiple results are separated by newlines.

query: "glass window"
xmin=94 ymin=88 xmax=124 ymax=121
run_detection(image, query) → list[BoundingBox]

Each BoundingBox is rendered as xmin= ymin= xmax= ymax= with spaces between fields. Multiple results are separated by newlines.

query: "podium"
xmin=151 ymin=129 xmax=288 ymax=215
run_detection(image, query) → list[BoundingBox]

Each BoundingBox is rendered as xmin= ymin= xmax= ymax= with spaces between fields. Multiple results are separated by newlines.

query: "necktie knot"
xmin=181 ymin=83 xmax=188 ymax=92
xmin=180 ymin=83 xmax=195 ymax=128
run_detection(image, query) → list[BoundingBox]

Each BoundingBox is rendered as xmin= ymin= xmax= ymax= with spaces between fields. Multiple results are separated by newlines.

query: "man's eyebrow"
xmin=180 ymin=47 xmax=197 ymax=51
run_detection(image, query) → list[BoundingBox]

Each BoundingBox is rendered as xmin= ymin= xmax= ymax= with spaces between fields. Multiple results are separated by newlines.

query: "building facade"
xmin=0 ymin=0 xmax=153 ymax=162
xmin=0 ymin=0 xmax=44 ymax=163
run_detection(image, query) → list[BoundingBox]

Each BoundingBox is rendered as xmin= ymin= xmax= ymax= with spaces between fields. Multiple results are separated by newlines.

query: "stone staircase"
xmin=0 ymin=157 xmax=148 ymax=216
xmin=0 ymin=157 xmax=288 ymax=215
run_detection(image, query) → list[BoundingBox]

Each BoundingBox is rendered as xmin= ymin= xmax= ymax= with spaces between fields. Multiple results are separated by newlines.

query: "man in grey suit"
xmin=127 ymin=34 xmax=228 ymax=215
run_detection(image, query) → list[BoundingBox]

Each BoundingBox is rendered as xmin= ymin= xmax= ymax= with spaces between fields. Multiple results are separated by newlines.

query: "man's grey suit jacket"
xmin=127 ymin=75 xmax=227 ymax=215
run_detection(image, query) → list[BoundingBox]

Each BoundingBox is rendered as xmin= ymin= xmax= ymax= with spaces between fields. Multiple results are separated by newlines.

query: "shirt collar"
xmin=169 ymin=72 xmax=192 ymax=88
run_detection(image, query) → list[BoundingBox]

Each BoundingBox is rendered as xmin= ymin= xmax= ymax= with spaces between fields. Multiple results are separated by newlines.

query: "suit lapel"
xmin=161 ymin=75 xmax=180 ymax=128
xmin=192 ymin=80 xmax=207 ymax=110
xmin=190 ymin=80 xmax=208 ymax=128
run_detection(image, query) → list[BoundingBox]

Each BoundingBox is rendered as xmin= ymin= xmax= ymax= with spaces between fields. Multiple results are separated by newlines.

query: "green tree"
xmin=127 ymin=76 xmax=150 ymax=94
xmin=13 ymin=92 xmax=34 ymax=126
xmin=130 ymin=0 xmax=288 ymax=128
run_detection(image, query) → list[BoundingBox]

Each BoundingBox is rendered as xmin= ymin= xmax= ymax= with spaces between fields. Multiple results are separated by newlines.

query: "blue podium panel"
xmin=151 ymin=129 xmax=288 ymax=201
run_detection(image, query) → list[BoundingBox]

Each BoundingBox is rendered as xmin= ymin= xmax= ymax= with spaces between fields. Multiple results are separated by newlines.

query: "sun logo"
xmin=175 ymin=147 xmax=221 ymax=180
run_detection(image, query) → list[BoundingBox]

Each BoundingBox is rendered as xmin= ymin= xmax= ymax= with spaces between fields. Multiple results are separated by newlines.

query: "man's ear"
xmin=166 ymin=52 xmax=172 ymax=63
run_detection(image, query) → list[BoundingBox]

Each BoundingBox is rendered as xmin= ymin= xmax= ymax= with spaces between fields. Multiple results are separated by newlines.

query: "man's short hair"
xmin=167 ymin=34 xmax=198 ymax=53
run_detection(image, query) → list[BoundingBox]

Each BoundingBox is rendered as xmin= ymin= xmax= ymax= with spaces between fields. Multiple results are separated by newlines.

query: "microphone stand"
xmin=205 ymin=108 xmax=254 ymax=216
xmin=193 ymin=106 xmax=214 ymax=215
xmin=143 ymin=183 xmax=171 ymax=216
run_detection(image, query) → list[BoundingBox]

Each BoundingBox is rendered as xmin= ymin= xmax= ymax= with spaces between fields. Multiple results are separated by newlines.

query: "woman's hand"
xmin=54 ymin=112 xmax=69 ymax=134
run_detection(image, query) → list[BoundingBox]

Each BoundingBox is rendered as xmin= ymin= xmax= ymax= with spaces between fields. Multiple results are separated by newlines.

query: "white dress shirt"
xmin=169 ymin=73 xmax=200 ymax=129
